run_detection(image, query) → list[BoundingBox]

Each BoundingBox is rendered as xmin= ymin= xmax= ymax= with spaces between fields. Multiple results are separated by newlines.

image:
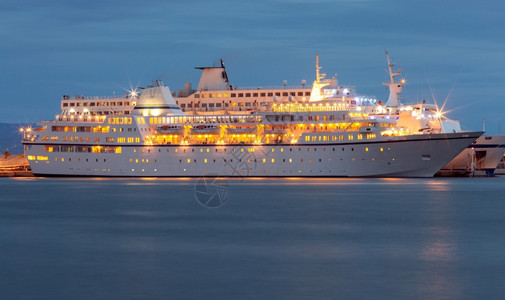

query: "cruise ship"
xmin=22 ymin=57 xmax=483 ymax=177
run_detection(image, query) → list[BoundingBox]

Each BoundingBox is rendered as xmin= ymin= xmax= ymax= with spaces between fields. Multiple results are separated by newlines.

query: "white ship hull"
xmin=25 ymin=132 xmax=480 ymax=178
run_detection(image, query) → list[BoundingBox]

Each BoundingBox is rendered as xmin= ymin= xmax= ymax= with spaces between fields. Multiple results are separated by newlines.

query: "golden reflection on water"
xmin=417 ymin=191 xmax=460 ymax=298
xmin=378 ymin=178 xmax=408 ymax=183
xmin=425 ymin=180 xmax=452 ymax=192
xmin=420 ymin=227 xmax=455 ymax=261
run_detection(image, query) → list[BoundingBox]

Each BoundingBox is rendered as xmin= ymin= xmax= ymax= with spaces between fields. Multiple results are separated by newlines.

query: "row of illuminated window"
xmin=42 ymin=136 xmax=138 ymax=143
xmin=130 ymin=145 xmax=389 ymax=154
xmin=178 ymin=156 xmax=392 ymax=164
xmin=60 ymin=136 xmax=100 ymax=142
xmin=43 ymin=145 xmax=122 ymax=153
xmin=193 ymin=91 xmax=312 ymax=99
xmin=180 ymin=102 xmax=267 ymax=109
xmin=266 ymin=115 xmax=349 ymax=123
xmin=304 ymin=133 xmax=377 ymax=142
xmin=147 ymin=114 xmax=367 ymax=126
xmin=51 ymin=126 xmax=110 ymax=133
xmin=62 ymin=110 xmax=131 ymax=117
xmin=148 ymin=115 xmax=261 ymax=125
xmin=57 ymin=115 xmax=123 ymax=122
xmin=113 ymin=137 xmax=141 ymax=143
xmin=30 ymin=156 xmax=112 ymax=163
xmin=112 ymin=127 xmax=135 ymax=132
xmin=108 ymin=117 xmax=133 ymax=125
xmin=27 ymin=155 xmax=48 ymax=161
xmin=62 ymin=101 xmax=132 ymax=107
xmin=30 ymin=153 xmax=392 ymax=164
xmin=38 ymin=144 xmax=389 ymax=156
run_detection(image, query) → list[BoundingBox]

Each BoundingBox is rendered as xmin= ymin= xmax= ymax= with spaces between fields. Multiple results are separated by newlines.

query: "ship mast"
xmin=310 ymin=52 xmax=329 ymax=102
xmin=315 ymin=52 xmax=326 ymax=84
xmin=383 ymin=51 xmax=405 ymax=107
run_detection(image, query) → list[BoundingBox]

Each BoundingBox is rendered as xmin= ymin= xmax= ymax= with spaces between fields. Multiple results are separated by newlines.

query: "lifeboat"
xmin=190 ymin=124 xmax=220 ymax=135
xmin=226 ymin=126 xmax=257 ymax=134
xmin=264 ymin=128 xmax=287 ymax=135
xmin=194 ymin=110 xmax=226 ymax=115
xmin=157 ymin=125 xmax=184 ymax=135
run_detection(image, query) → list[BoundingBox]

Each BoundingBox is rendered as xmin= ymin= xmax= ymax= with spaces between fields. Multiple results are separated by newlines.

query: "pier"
xmin=0 ymin=154 xmax=33 ymax=177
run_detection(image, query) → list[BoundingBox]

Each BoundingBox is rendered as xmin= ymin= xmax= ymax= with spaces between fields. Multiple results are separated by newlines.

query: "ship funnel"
xmin=195 ymin=59 xmax=232 ymax=91
xmin=132 ymin=81 xmax=184 ymax=116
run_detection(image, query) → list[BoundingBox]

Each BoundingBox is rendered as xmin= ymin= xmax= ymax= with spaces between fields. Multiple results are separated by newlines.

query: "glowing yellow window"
xmin=262 ymin=158 xmax=266 ymax=163
xmin=187 ymin=159 xmax=191 ymax=163
xmin=204 ymin=159 xmax=208 ymax=163
xmin=289 ymin=158 xmax=292 ymax=163
xmin=366 ymin=147 xmax=368 ymax=152
xmin=271 ymin=158 xmax=275 ymax=163
xmin=380 ymin=148 xmax=383 ymax=152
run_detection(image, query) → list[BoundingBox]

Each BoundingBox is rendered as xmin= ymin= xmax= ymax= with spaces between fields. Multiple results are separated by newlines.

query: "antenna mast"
xmin=383 ymin=51 xmax=405 ymax=107
xmin=315 ymin=52 xmax=326 ymax=84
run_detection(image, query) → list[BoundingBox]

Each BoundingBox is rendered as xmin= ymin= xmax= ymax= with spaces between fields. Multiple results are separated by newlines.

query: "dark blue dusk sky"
xmin=1 ymin=0 xmax=504 ymax=133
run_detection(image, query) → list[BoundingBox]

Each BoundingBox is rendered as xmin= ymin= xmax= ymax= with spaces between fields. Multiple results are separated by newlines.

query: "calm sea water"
xmin=1 ymin=176 xmax=505 ymax=299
